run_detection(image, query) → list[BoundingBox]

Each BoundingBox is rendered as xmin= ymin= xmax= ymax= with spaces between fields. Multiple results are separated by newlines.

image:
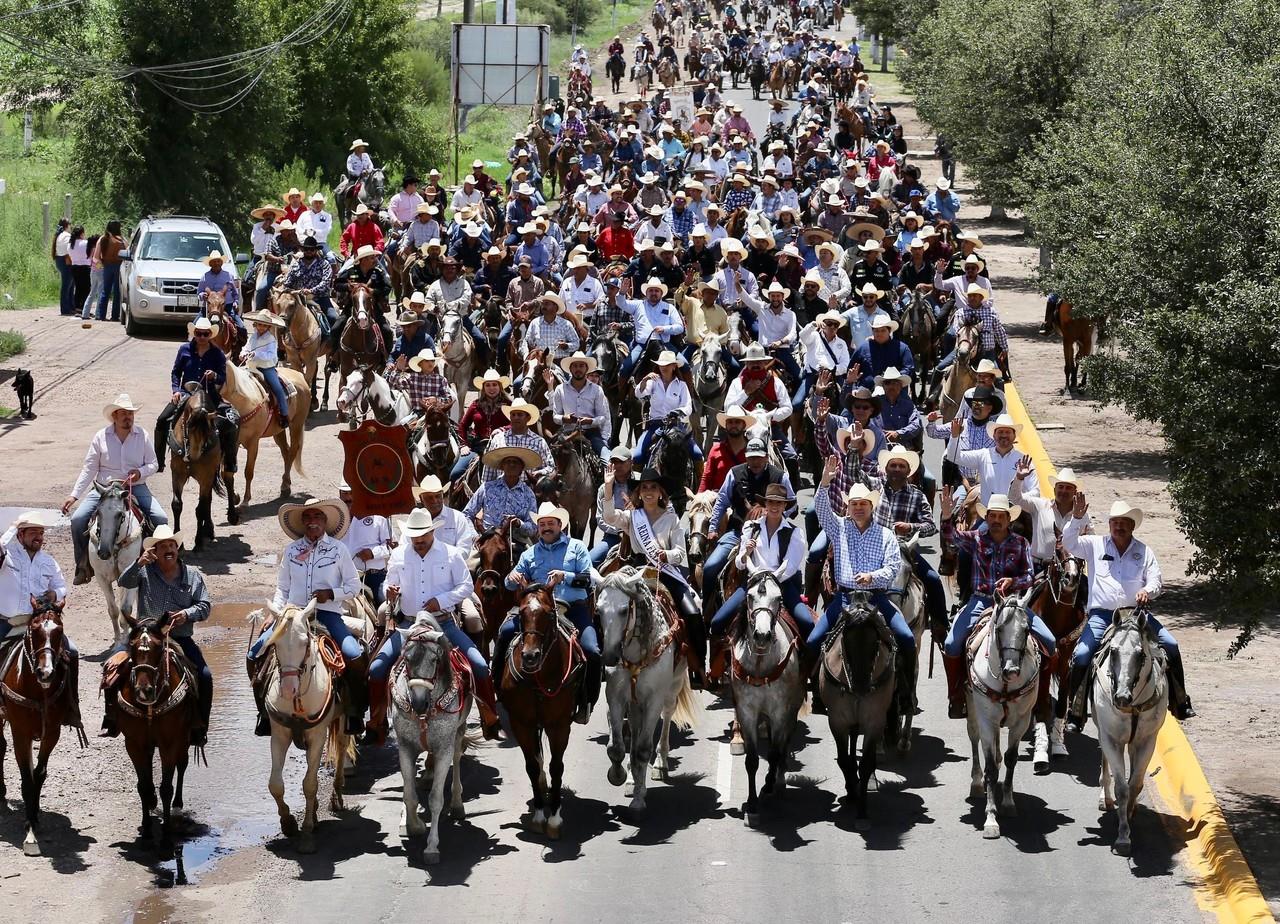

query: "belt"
xmin=361 ymin=568 xmax=388 ymax=576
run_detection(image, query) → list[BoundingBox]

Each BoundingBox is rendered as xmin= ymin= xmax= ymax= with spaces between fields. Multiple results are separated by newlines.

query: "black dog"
xmin=10 ymin=369 xmax=35 ymax=420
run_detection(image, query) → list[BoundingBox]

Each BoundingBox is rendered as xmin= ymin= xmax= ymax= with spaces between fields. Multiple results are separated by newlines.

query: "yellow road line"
xmin=1004 ymin=382 xmax=1274 ymax=923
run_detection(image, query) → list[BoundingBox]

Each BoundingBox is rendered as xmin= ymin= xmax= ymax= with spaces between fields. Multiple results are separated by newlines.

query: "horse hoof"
xmin=607 ymin=763 xmax=627 ymax=787
xmin=544 ymin=822 xmax=562 ymax=841
xmin=982 ymin=823 xmax=1000 ymax=840
xmin=897 ymin=737 xmax=912 ymax=756
xmin=745 ymin=812 xmax=759 ymax=829
xmin=1100 ymin=798 xmax=1114 ymax=812
xmin=22 ymin=832 xmax=40 ymax=856
xmin=281 ymin=816 xmax=299 ymax=838
xmin=523 ymin=813 xmax=545 ymax=834
xmin=330 ymin=795 xmax=345 ymax=813
xmin=297 ymin=833 xmax=316 ymax=854
xmin=970 ymin=782 xmax=985 ymax=800
xmin=449 ymin=805 xmax=466 ymax=821
xmin=730 ymin=738 xmax=746 ymax=757
xmin=423 ymin=849 xmax=441 ymax=865
xmin=1113 ymin=841 xmax=1131 ymax=857
xmin=853 ymin=817 xmax=871 ymax=833
xmin=650 ymin=764 xmax=668 ymax=782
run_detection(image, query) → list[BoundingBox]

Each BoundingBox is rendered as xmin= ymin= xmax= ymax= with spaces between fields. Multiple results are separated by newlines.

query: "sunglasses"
xmin=852 ymin=403 xmax=874 ymax=411
xmin=194 ymin=331 xmax=212 ymax=338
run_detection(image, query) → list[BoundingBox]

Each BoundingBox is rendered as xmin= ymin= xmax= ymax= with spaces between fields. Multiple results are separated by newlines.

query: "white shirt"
xmin=297 ymin=208 xmax=333 ymax=243
xmin=272 ymin=535 xmax=361 ymax=616
xmin=743 ymin=296 xmax=797 ymax=347
xmin=576 ymin=188 xmax=610 ymax=218
xmin=54 ymin=230 xmax=72 ymax=258
xmin=251 ymin=222 xmax=276 ymax=256
xmin=0 ymin=526 xmax=67 ymax=620
xmin=559 ymin=274 xmax=604 ymax=316
xmin=946 ymin=442 xmax=1039 ymax=506
xmin=635 ymin=220 xmax=674 ymax=245
xmin=1009 ymin=478 xmax=1092 ymax=562
xmin=343 ymin=515 xmax=393 ymax=573
xmin=552 ymin=380 xmax=609 ymax=430
xmin=71 ymin=425 xmax=160 ymax=500
xmin=243 ymin=329 xmax=280 ymax=369
xmin=799 ymin=323 xmax=850 ymax=374
xmin=638 ymin=375 xmax=692 ymax=421
xmin=734 ymin=516 xmax=805 ymax=582
xmin=428 ymin=506 xmax=478 ymax=557
xmin=1062 ymin=518 xmax=1162 ymax=612
xmin=388 ymin=191 xmax=425 ymax=224
xmin=386 ymin=539 xmax=473 ymax=617
xmin=725 ymin=374 xmax=792 ymax=424
xmin=706 ymin=156 xmax=730 ymax=182
xmin=451 ymin=186 xmax=483 ymax=213
xmin=763 ymin=154 xmax=793 ymax=177
xmin=347 ymin=152 xmax=375 ymax=176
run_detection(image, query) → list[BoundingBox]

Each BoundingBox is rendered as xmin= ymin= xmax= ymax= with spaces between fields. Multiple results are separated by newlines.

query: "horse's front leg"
xmin=13 ymin=734 xmax=41 ymax=854
xmin=982 ymin=727 xmax=1002 ymax=839
xmin=0 ymin=724 xmax=7 ymax=809
xmin=545 ymin=717 xmax=571 ymax=840
xmin=743 ymin=737 xmax=760 ymax=825
xmin=856 ymin=730 xmax=877 ymax=830
xmin=423 ymin=742 xmax=452 ymax=865
xmin=449 ymin=722 xmax=467 ymax=821
xmin=1002 ymin=711 xmax=1029 ymax=817
xmin=159 ymin=757 xmax=176 ymax=839
xmin=268 ymin=729 xmax=297 ymax=838
xmin=966 ymin=709 xmax=984 ymax=799
xmin=626 ymin=691 xmax=663 ymax=814
xmin=605 ymin=672 xmax=629 ymax=786
xmin=398 ymin=739 xmax=427 ymax=838
xmin=297 ymin=729 xmax=325 ymax=853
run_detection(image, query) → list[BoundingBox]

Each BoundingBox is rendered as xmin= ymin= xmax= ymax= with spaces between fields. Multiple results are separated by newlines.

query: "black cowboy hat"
xmin=637 ymin=466 xmax=674 ymax=497
xmin=966 ymin=385 xmax=1004 ymax=416
xmin=402 ymin=175 xmax=420 ymax=187
xmin=300 ymin=234 xmax=322 ymax=249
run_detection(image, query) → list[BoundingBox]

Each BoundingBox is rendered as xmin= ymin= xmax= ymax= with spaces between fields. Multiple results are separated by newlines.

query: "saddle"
xmin=821 ymin=607 xmax=895 ymax=693
xmin=247 ymin=367 xmax=297 ymax=416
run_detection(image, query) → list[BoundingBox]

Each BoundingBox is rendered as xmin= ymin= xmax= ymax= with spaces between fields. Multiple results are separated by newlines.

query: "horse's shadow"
xmin=959 ymin=791 xmax=1074 ymax=853
xmin=501 ymin=789 xmax=621 ymax=862
xmin=186 ymin=533 xmax=256 ymax=575
xmin=0 ymin=807 xmax=95 ymax=873
xmin=1078 ymin=803 xmax=1191 ymax=878
xmin=831 ymin=778 xmax=937 ymax=849
xmin=264 ymin=809 xmax=389 ymax=880
xmin=615 ymin=771 xmax=726 ymax=845
xmin=729 ymin=772 xmax=836 ymax=851
xmin=111 ymin=818 xmax=214 ymax=887
xmin=877 ymin=731 xmax=969 ymax=790
xmin=390 ymin=815 xmax=517 ymax=885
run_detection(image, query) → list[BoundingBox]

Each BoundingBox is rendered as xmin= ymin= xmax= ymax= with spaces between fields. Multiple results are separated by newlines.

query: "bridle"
xmin=507 ymin=592 xmax=583 ymax=698
xmin=96 ymin=480 xmax=140 ymax=553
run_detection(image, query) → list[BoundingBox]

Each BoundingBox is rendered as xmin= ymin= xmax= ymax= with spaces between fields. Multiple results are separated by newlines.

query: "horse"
xmin=1029 ymin=549 xmax=1086 ymax=770
xmin=597 ymin=568 xmax=699 ymax=814
xmin=656 ymin=56 xmax=679 ymax=89
xmin=1093 ymin=608 xmax=1168 ymax=857
xmin=590 ymin=330 xmax=629 ymax=429
xmin=0 ymin=597 xmax=80 ymax=856
xmin=749 ymin=57 xmax=768 ymax=100
xmin=607 ymin=52 xmax=627 ymax=93
xmin=390 ymin=613 xmax=476 ymax=865
xmin=888 ymin=538 xmax=926 ymax=753
xmin=203 ymin=291 xmax=245 ymax=364
xmin=114 ymin=611 xmax=198 ymax=843
xmin=634 ymin=60 xmax=653 ymax=96
xmin=647 ymin=412 xmax=695 ymax=514
xmin=338 ymin=167 xmax=386 ymax=227
xmin=88 ymin=479 xmax=142 ymax=644
xmin=729 ymin=570 xmax=806 ymax=827
xmin=517 ymin=348 xmax=553 ymax=420
xmin=1056 ymin=298 xmax=1095 ymax=393
xmin=547 ymin=423 xmax=598 ymax=539
xmin=168 ymin=384 xmax=230 ymax=552
xmin=501 ymin=585 xmax=584 ymax=840
xmin=899 ymin=290 xmax=940 ymax=403
xmin=256 ymin=600 xmax=352 ymax=854
xmin=690 ymin=333 xmax=728 ymax=454
xmin=219 ymin=361 xmax=309 ymax=511
xmin=271 ymin=289 xmax=330 ymax=413
xmin=415 ymin=403 xmax=459 ymax=484
xmin=337 ymin=283 xmax=388 ymax=401
xmin=819 ymin=593 xmax=896 ymax=830
xmin=335 ymin=366 xmax=412 ymax=428
xmin=936 ymin=319 xmax=980 ymax=421
xmin=672 ymin=12 xmax=686 ymax=44
xmin=965 ymin=590 xmax=1041 ymax=839
xmin=474 ymin=527 xmax=517 ymax=655
xmin=651 ymin=5 xmax=668 ymax=33
xmin=437 ymin=310 xmax=477 ymax=423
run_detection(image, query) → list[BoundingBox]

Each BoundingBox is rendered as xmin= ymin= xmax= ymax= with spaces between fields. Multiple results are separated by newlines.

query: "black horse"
xmin=648 ymin=412 xmax=694 ymax=515
xmin=607 ymin=52 xmax=626 ymax=94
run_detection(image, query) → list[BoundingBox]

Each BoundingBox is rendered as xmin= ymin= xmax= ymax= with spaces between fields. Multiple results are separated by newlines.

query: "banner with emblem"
xmin=338 ymin=420 xmax=417 ymax=517
xmin=668 ymin=87 xmax=695 ymax=128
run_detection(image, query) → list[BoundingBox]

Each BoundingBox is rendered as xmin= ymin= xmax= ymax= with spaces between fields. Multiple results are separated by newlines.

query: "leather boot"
xmin=1065 ymin=663 xmax=1089 ymax=733
xmin=574 ymin=655 xmax=602 ymax=725
xmin=804 ymin=559 xmax=824 ymax=608
xmin=62 ymin=653 xmax=83 ymax=730
xmin=154 ymin=420 xmax=169 ymax=473
xmin=809 ymin=668 xmax=827 ymax=715
xmin=896 ymin=645 xmax=919 ymax=717
xmin=927 ymin=367 xmax=944 ymax=405
xmin=1166 ymin=650 xmax=1196 ymax=720
xmin=218 ymin=416 xmax=241 ymax=474
xmin=943 ymin=653 xmax=967 ymax=719
xmin=192 ymin=672 xmax=213 ymax=747
xmin=343 ymin=653 xmax=370 ymax=737
xmin=253 ymin=684 xmax=271 ymax=736
xmin=363 ymin=676 xmax=390 ymax=746
xmin=474 ymin=673 xmax=502 ymax=740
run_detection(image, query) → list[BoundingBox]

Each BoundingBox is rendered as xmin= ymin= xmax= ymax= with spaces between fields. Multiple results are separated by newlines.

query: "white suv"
xmin=121 ymin=216 xmax=248 ymax=335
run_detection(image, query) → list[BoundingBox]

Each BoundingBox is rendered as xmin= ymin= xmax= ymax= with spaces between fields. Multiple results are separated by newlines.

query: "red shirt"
xmin=598 ymin=226 xmax=636 ymax=261
xmin=283 ymin=203 xmax=307 ymax=225
xmin=340 ymin=220 xmax=385 ymax=258
xmin=458 ymin=400 xmax=509 ymax=443
xmin=699 ymin=437 xmax=749 ymax=492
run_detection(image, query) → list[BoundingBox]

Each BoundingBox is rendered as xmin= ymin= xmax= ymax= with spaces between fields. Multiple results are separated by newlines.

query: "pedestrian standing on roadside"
xmin=68 ymin=226 xmax=91 ymax=316
xmin=54 ymin=218 xmax=74 ymax=315
xmin=95 ymin=220 xmax=126 ymax=323
xmin=81 ymin=234 xmax=103 ymax=322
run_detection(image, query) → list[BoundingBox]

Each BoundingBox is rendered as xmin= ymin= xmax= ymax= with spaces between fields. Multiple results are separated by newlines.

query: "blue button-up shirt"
xmin=198 ymin=268 xmax=240 ymax=307
xmin=851 ymin=339 xmax=916 ymax=388
xmin=924 ymin=191 xmax=961 ymax=224
xmin=876 ymin=393 xmax=923 ymax=445
xmin=621 ymin=296 xmax=684 ymax=344
xmin=815 ymin=487 xmax=900 ymax=590
xmin=390 ymin=325 xmax=433 ymax=362
xmin=506 ymin=534 xmax=592 ymax=603
xmin=463 ymin=478 xmax=538 ymax=536
xmin=170 ymin=341 xmax=227 ymax=393
xmin=515 ymin=240 xmax=551 ymax=276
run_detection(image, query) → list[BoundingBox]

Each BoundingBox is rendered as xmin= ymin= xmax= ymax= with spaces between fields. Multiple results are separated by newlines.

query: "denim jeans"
xmin=258 ymin=365 xmax=291 ymax=416
xmin=70 ymin=484 xmax=168 ymax=569
xmin=808 ymin=590 xmax=912 ymax=654
xmin=97 ymin=262 xmax=122 ymax=321
xmin=83 ymin=268 xmax=104 ymax=319
xmin=57 ymin=259 xmax=74 ymax=314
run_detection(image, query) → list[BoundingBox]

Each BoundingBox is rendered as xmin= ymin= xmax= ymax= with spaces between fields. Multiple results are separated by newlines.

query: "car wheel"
xmin=124 ymin=302 xmax=145 ymax=337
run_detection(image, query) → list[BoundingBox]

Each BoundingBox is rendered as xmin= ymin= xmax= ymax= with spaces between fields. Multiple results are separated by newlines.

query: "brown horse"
xmin=337 ymin=282 xmax=388 ymax=402
xmin=474 ymin=527 xmax=517 ymax=656
xmin=204 ymin=291 xmax=245 ymax=364
xmin=835 ymin=101 xmax=868 ymax=153
xmin=0 ymin=597 xmax=82 ymax=857
xmin=272 ymin=288 xmax=331 ymax=413
xmin=1056 ymin=298 xmax=1095 ymax=392
xmin=1030 ymin=549 xmax=1087 ymax=766
xmin=415 ymin=403 xmax=458 ymax=484
xmin=936 ymin=319 xmax=980 ymax=421
xmin=169 ymin=383 xmax=232 ymax=549
xmin=768 ymin=61 xmax=789 ymax=100
xmin=218 ymin=361 xmax=309 ymax=511
xmin=899 ymin=289 xmax=942 ymax=404
xmin=114 ymin=612 xmax=198 ymax=842
xmin=500 ymin=584 xmax=583 ymax=840
xmin=516 ymin=347 xmax=553 ymax=422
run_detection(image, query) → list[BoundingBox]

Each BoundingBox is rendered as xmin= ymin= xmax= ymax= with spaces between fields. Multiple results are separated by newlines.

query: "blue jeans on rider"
xmin=368 ymin=612 xmax=490 ymax=682
xmin=944 ymin=594 xmax=1056 ymax=658
xmin=808 ymin=590 xmax=913 ymax=655
xmin=912 ymin=548 xmax=947 ymax=628
xmin=497 ymin=600 xmax=601 ymax=661
xmin=361 ymin=569 xmax=387 ymax=607
xmin=173 ymin=634 xmax=212 ymax=688
xmin=1072 ymin=607 xmax=1178 ymax=669
xmin=70 ymin=483 xmax=167 ymax=570
xmin=937 ymin=344 xmax=999 ymax=374
xmin=315 ymin=294 xmax=338 ymax=334
xmin=792 ymin=370 xmax=817 ymax=414
xmin=254 ymin=263 xmax=281 ymax=311
xmin=450 ymin=449 xmax=479 ymax=483
xmin=710 ymin=574 xmax=814 ymax=638
xmin=590 ymin=532 xmax=621 ymax=568
xmin=634 ymin=419 xmax=704 ymax=465
xmin=769 ymin=345 xmax=803 ymax=387
xmin=702 ymin=530 xmax=740 ymax=603
xmin=258 ymin=365 xmax=291 ymax=418
xmin=247 ymin=606 xmax=361 ymax=664
xmin=496 ymin=321 xmax=516 ymax=367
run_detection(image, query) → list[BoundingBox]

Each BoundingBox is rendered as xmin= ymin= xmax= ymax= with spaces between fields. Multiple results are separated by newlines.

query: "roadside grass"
xmin=0 ymin=328 xmax=26 ymax=361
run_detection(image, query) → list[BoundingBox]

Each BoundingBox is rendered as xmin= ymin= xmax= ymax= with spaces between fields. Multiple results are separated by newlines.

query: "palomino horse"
xmin=1056 ymin=298 xmax=1095 ymax=393
xmin=597 ymin=568 xmax=699 ymax=814
xmin=1030 ymin=550 xmax=1086 ymax=770
xmin=169 ymin=384 xmax=231 ymax=551
xmin=437 ymin=310 xmax=477 ymax=422
xmin=690 ymin=333 xmax=728 ymax=454
xmin=390 ymin=614 xmax=476 ymax=865
xmin=767 ymin=61 xmax=789 ymax=100
xmin=899 ymin=291 xmax=941 ymax=404
xmin=89 ymin=479 xmax=142 ymax=644
xmin=336 ymin=367 xmax=411 ymax=428
xmin=729 ymin=570 xmax=806 ymax=827
xmin=501 ymin=585 xmax=584 ymax=840
xmin=256 ymin=600 xmax=352 ymax=854
xmin=966 ymin=590 xmax=1042 ymax=839
xmin=684 ymin=490 xmax=718 ymax=598
xmin=114 ymin=611 xmax=198 ymax=842
xmin=272 ymin=289 xmax=330 ymax=412
xmin=819 ymin=594 xmax=895 ymax=830
xmin=473 ymin=527 xmax=517 ymax=655
xmin=937 ymin=319 xmax=981 ymax=421
xmin=1093 ymin=608 xmax=1168 ymax=857
xmin=337 ymin=283 xmax=388 ymax=401
xmin=0 ymin=597 xmax=81 ymax=856
xmin=219 ymin=361 xmax=309 ymax=511
xmin=547 ymin=424 xmax=597 ymax=539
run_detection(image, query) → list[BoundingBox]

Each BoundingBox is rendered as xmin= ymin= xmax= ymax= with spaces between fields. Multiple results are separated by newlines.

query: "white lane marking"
xmin=716 ymin=742 xmax=733 ymax=804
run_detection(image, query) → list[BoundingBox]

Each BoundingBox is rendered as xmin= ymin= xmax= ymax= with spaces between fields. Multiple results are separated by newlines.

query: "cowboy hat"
xmin=975 ymin=359 xmax=1001 ymax=376
xmin=12 ymin=510 xmax=50 ymax=531
xmin=354 ymin=244 xmax=379 ymax=261
xmin=534 ymin=502 xmax=571 ymax=531
xmin=985 ymin=413 xmax=1023 ymax=439
xmin=857 ymin=239 xmax=884 ymax=254
xmin=637 ymin=467 xmax=674 ymax=496
xmin=201 ymin=249 xmax=228 ymax=265
xmin=349 ymin=138 xmax=370 ymax=150
xmin=501 ymin=400 xmax=542 ymax=424
xmin=250 ymin=205 xmax=284 ymax=221
xmin=1107 ymin=500 xmax=1143 ymax=529
xmin=878 ymin=445 xmax=920 ymax=476
xmin=401 ymin=507 xmax=436 ymax=538
xmin=778 ymin=243 xmax=802 ymax=261
xmin=299 ymin=233 xmax=322 ymax=250
xmin=310 ymin=192 xmax=326 ymax=202
xmin=835 ymin=425 xmax=875 ymax=458
xmin=143 ymin=524 xmax=185 ymax=551
xmin=282 ymin=187 xmax=305 ymax=202
xmin=566 ymin=254 xmax=592 ymax=271
xmin=654 ymin=350 xmax=680 ymax=367
xmin=540 ymin=292 xmax=566 ymax=313
xmin=741 ymin=343 xmax=773 ymax=364
xmin=749 ymin=228 xmax=776 ymax=248
xmin=802 ymin=270 xmax=826 ymax=289
xmin=716 ymin=404 xmax=753 ymax=428
xmin=875 ymin=365 xmax=911 ymax=386
xmin=817 ymin=241 xmax=844 ymax=262
xmin=764 ymin=281 xmax=790 ymax=299
xmin=975 ymin=493 xmax=1021 ymax=521
xmin=353 ymin=203 xmax=371 ymax=216
xmin=245 ymin=308 xmax=286 ymax=329
xmin=560 ymin=350 xmax=598 ymax=374
xmin=642 ymin=278 xmax=669 ymax=298
xmin=695 ymin=277 xmax=721 ymax=297
xmin=966 ymin=385 xmax=1005 ymax=415
xmin=849 ymin=222 xmax=887 ymax=243
xmin=936 ymin=177 xmax=952 ymax=191
xmin=870 ymin=311 xmax=898 ymax=333
xmin=482 ymin=445 xmax=542 ymax=469
xmin=756 ymin=483 xmax=792 ymax=505
xmin=963 ymin=253 xmax=987 ymax=270
xmin=186 ymin=316 xmax=220 ymax=340
xmin=274 ymin=219 xmax=295 ymax=233
xmin=815 ymin=310 xmax=846 ymax=328
xmin=1049 ymin=467 xmax=1083 ymax=490
xmin=956 ymin=230 xmax=984 ymax=249
xmin=858 ymin=282 xmax=885 ymax=300
xmin=843 ymin=482 xmax=880 ymax=507
xmin=419 ymin=239 xmax=443 ymax=256
xmin=408 ymin=348 xmax=439 ymax=372
xmin=279 ymin=497 xmax=351 ymax=540
xmin=473 ymin=368 xmax=511 ymax=390
xmin=720 ymin=239 xmax=747 ymax=258
xmin=414 ymin=475 xmax=448 ymax=499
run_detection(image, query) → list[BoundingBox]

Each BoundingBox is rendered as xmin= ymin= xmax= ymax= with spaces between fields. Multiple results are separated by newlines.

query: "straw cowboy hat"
xmin=849 ymin=222 xmax=886 ymax=243
xmin=878 ymin=445 xmax=920 ymax=476
xmin=975 ymin=493 xmax=1021 ymax=521
xmin=956 ymin=230 xmax=984 ymax=249
xmin=815 ymin=310 xmax=846 ymax=328
xmin=103 ymin=392 xmax=143 ymax=421
xmin=187 ymin=315 xmax=219 ymax=340
xmin=473 ymin=368 xmax=511 ymax=390
xmin=1107 ymin=500 xmax=1144 ymax=528
xmin=696 ymin=277 xmax=721 ymax=297
xmin=412 ymin=475 xmax=448 ymax=500
xmin=408 ymin=348 xmax=439 ymax=372
xmin=354 ymin=244 xmax=379 ymax=261
xmin=501 ymin=399 xmax=542 ymax=424
xmin=12 ymin=511 xmax=50 ymax=531
xmin=870 ymin=311 xmax=899 ymax=333
xmin=279 ymin=497 xmax=351 ymax=540
xmin=282 ymin=187 xmax=305 ymax=202
xmin=541 ymin=292 xmax=566 ymax=313
xmin=720 ymin=239 xmax=748 ymax=258
xmin=534 ymin=502 xmax=571 ymax=531
xmin=201 ymin=249 xmax=228 ymax=265
xmin=842 ymin=482 xmax=880 ymax=507
xmin=857 ymin=239 xmax=884 ymax=254
xmin=245 ymin=308 xmax=286 ymax=329
xmin=142 ymin=524 xmax=185 ymax=551
xmin=717 ymin=404 xmax=754 ymax=428
xmin=349 ymin=138 xmax=370 ymax=150
xmin=802 ymin=269 xmax=826 ymax=289
xmin=975 ymin=358 xmax=1001 ymax=376
xmin=482 ymin=445 xmax=541 ymax=469
xmin=963 ymin=254 xmax=987 ymax=273
xmin=749 ymin=227 xmax=776 ymax=249
xmin=763 ymin=281 xmax=791 ymax=300
xmin=560 ymin=350 xmax=598 ymax=374
xmin=741 ymin=343 xmax=773 ymax=364
xmin=250 ymin=205 xmax=284 ymax=221
xmin=1049 ymin=467 xmax=1083 ymax=490
xmin=875 ymin=365 xmax=911 ymax=387
xmin=402 ymin=508 xmax=436 ymax=538
xmin=566 ymin=254 xmax=592 ymax=271
xmin=654 ymin=350 xmax=680 ymax=367
xmin=985 ymin=413 xmax=1023 ymax=439
xmin=817 ymin=241 xmax=844 ymax=262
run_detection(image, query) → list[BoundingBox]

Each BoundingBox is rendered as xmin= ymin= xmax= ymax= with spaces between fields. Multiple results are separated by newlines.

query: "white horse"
xmin=965 ymin=590 xmax=1041 ymax=839
xmin=690 ymin=333 xmax=728 ymax=454
xmin=876 ymin=166 xmax=897 ymax=198
xmin=888 ymin=538 xmax=925 ymax=752
xmin=257 ymin=599 xmax=352 ymax=854
xmin=336 ymin=367 xmax=413 ymax=429
xmin=1093 ymin=609 xmax=1168 ymax=856
xmin=390 ymin=613 xmax=476 ymax=866
xmin=729 ymin=570 xmax=806 ymax=827
xmin=597 ymin=568 xmax=700 ymax=814
xmin=88 ymin=479 xmax=142 ymax=644
xmin=437 ymin=311 xmax=477 ymax=424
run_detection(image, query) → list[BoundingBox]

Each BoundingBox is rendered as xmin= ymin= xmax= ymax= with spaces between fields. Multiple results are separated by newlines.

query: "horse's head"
xmin=205 ymin=290 xmax=226 ymax=314
xmin=745 ymin=569 xmax=782 ymax=649
xmin=597 ymin=568 xmax=653 ymax=667
xmin=125 ymin=613 xmax=172 ymax=707
xmin=365 ymin=168 xmax=386 ymax=208
xmin=1056 ymin=553 xmax=1083 ymax=600
xmin=336 ymin=367 xmax=366 ymax=415
xmin=685 ymin=491 xmax=717 ymax=563
xmin=838 ymin=593 xmax=884 ymax=690
xmin=439 ymin=310 xmax=466 ymax=353
xmin=534 ymin=474 xmax=564 ymax=505
xmin=402 ymin=613 xmax=450 ymax=715
xmin=956 ymin=320 xmax=981 ymax=362
xmin=1109 ymin=610 xmax=1151 ymax=708
xmin=348 ymin=283 xmax=372 ymax=327
xmin=92 ymin=479 xmax=132 ymax=560
xmin=993 ymin=594 xmax=1032 ymax=678
xmin=515 ymin=585 xmax=556 ymax=673
xmin=694 ymin=334 xmax=726 ymax=395
xmin=26 ymin=596 xmax=65 ymax=687
xmin=269 ymin=600 xmax=317 ymax=705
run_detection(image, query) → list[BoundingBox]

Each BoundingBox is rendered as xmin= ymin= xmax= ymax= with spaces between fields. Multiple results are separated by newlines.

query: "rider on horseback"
xmin=197 ymin=250 xmax=244 ymax=330
xmin=280 ymin=234 xmax=337 ymax=336
xmin=153 ymin=321 xmax=241 ymax=480
xmin=332 ymin=244 xmax=394 ymax=353
xmin=337 ymin=138 xmax=377 ymax=216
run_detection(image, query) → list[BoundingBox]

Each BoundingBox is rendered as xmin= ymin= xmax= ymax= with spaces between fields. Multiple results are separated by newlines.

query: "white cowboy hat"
xmin=908 ymin=237 xmax=927 ymax=250
xmin=963 ymin=253 xmax=986 ymax=270
xmin=642 ymin=277 xmax=669 ymax=298
xmin=349 ymin=138 xmax=370 ymax=150
xmin=282 ymin=187 xmax=304 ymax=201
xmin=482 ymin=444 xmax=542 ymax=468
xmin=463 ymin=222 xmax=483 ymax=238
xmin=956 ymin=230 xmax=984 ymax=248
xmin=869 ymin=311 xmax=898 ymax=333
xmin=402 ymin=507 xmax=436 ymax=538
xmin=764 ymin=281 xmax=790 ymax=299
xmin=566 ymin=254 xmax=592 ymax=271
xmin=408 ymin=348 xmax=439 ymax=372
xmin=878 ymin=445 xmax=920 ymax=476
xmin=985 ymin=413 xmax=1023 ymax=439
xmin=353 ymin=203 xmax=371 ymax=216
xmin=966 ymin=283 xmax=989 ymax=300
xmin=720 ymin=239 xmax=747 ymax=257
xmin=936 ymin=177 xmax=951 ymax=190
xmin=12 ymin=510 xmax=49 ymax=531
xmin=354 ymin=244 xmax=379 ymax=261
xmin=835 ymin=426 xmax=875 ymax=458
xmin=639 ymin=172 xmax=660 ymax=185
xmin=201 ymin=249 xmax=228 ymax=265
xmin=975 ymin=493 xmax=1021 ymax=521
xmin=245 ymin=308 xmax=286 ymax=329
xmin=534 ymin=502 xmax=571 ymax=531
xmin=857 ymin=239 xmax=883 ymax=253
xmin=975 ymin=358 xmax=1000 ymax=376
xmin=419 ymin=239 xmax=444 ymax=255
xmin=750 ymin=227 xmax=777 ymax=248
xmin=859 ymin=282 xmax=882 ymax=298
xmin=843 ymin=482 xmax=880 ymax=508
xmin=310 ymin=192 xmax=326 ymax=202
xmin=473 ymin=368 xmax=511 ymax=390
xmin=875 ymin=365 xmax=911 ymax=386
xmin=1107 ymin=500 xmax=1144 ymax=529
xmin=414 ymin=475 xmax=448 ymax=498
xmin=515 ymin=183 xmax=536 ymax=197
xmin=1049 ymin=467 xmax=1083 ymax=490
xmin=802 ymin=270 xmax=826 ymax=289
xmin=540 ymin=293 xmax=566 ymax=313
xmin=741 ymin=343 xmax=773 ymax=364
xmin=471 ymin=159 xmax=485 ymax=169
xmin=274 ymin=219 xmax=295 ymax=232
xmin=187 ymin=315 xmax=220 ymax=340
xmin=560 ymin=350 xmax=598 ymax=374
xmin=143 ymin=524 xmax=185 ymax=551
xmin=103 ymin=392 xmax=143 ymax=420
xmin=647 ymin=203 xmax=665 ymax=217
xmin=654 ymin=350 xmax=680 ymax=367
xmin=279 ymin=497 xmax=351 ymax=540
xmin=501 ymin=400 xmax=542 ymax=424
xmin=817 ymin=241 xmax=844 ymax=262
xmin=815 ymin=310 xmax=846 ymax=328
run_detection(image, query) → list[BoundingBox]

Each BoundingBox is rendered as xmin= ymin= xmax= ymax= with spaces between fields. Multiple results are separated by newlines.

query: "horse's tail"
xmin=670 ymin=668 xmax=701 ymax=731
xmin=326 ymin=717 xmax=357 ymax=769
xmin=289 ymin=411 xmax=307 ymax=477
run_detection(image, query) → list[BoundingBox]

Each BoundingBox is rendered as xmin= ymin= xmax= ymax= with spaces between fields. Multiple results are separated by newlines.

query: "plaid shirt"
xmin=815 ymin=413 xmax=886 ymax=503
xmin=282 ymin=255 xmax=333 ymax=297
xmin=387 ymin=368 xmax=454 ymax=408
xmin=723 ymin=187 xmax=755 ymax=211
xmin=666 ymin=206 xmax=695 ymax=244
xmin=481 ymin=426 xmax=555 ymax=482
xmin=462 ymin=478 xmax=538 ymax=536
xmin=943 ymin=524 xmax=1033 ymax=596
xmin=960 ymin=301 xmax=1010 ymax=354
xmin=526 ymin=316 xmax=580 ymax=357
xmin=815 ymin=488 xmax=900 ymax=590
xmin=592 ymin=296 xmax=633 ymax=335
xmin=927 ymin=415 xmax=994 ymax=480
xmin=875 ymin=483 xmax=937 ymax=537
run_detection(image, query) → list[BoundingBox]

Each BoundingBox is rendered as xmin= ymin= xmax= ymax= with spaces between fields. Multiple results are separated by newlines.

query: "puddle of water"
xmin=0 ymin=506 xmax=67 ymax=532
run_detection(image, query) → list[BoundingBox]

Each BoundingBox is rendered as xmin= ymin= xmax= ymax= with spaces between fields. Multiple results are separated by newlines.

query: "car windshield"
xmin=139 ymin=231 xmax=224 ymax=262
